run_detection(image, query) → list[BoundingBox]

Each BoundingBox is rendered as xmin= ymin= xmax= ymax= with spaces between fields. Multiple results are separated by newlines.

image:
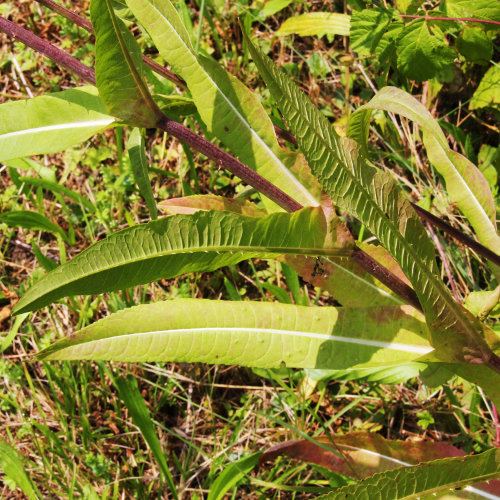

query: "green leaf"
xmin=3 ymin=158 xmax=56 ymax=182
xmin=32 ymin=242 xmax=59 ymax=272
xmin=152 ymin=94 xmax=197 ymax=116
xmin=0 ymin=438 xmax=39 ymax=500
xmin=375 ymin=20 xmax=404 ymax=67
xmin=349 ymin=86 xmax=500 ymax=276
xmin=261 ymin=0 xmax=294 ymax=18
xmin=0 ymin=210 xmax=71 ymax=244
xmin=158 ymin=195 xmax=405 ymax=307
xmin=13 ymin=208 xmax=351 ymax=314
xmin=127 ymin=128 xmax=158 ymax=219
xmin=0 ymin=86 xmax=115 ymax=162
xmin=244 ymin=33 xmax=496 ymax=366
xmin=316 ymin=448 xmax=500 ymax=499
xmin=125 ymin=0 xmax=320 ymax=211
xmin=396 ymin=19 xmax=455 ymax=81
xmin=277 ymin=13 xmax=351 ymax=37
xmin=470 ymin=65 xmax=500 ymax=111
xmin=349 ymin=8 xmax=392 ymax=56
xmin=207 ymin=453 xmax=260 ymax=500
xmin=113 ymin=375 xmax=178 ymax=498
xmin=37 ymin=299 xmax=431 ymax=368
xmin=445 ymin=0 xmax=500 ymax=24
xmin=456 ymin=27 xmax=493 ymax=65
xmin=91 ymin=0 xmax=161 ymax=127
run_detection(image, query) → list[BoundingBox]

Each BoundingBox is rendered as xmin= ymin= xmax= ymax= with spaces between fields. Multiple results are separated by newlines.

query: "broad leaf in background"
xmin=348 ymin=86 xmax=500 ymax=277
xmin=445 ymin=0 xmax=500 ymax=23
xmin=37 ymin=299 xmax=431 ymax=368
xmin=277 ymin=13 xmax=350 ymax=38
xmin=470 ymin=65 xmax=500 ymax=111
xmin=0 ymin=86 xmax=115 ymax=162
xmin=127 ymin=128 xmax=158 ymax=219
xmin=260 ymin=431 xmax=500 ymax=498
xmin=91 ymin=0 xmax=161 ymax=127
xmin=396 ymin=19 xmax=455 ymax=82
xmin=0 ymin=210 xmax=72 ymax=245
xmin=13 ymin=207 xmax=353 ymax=314
xmin=244 ymin=32 xmax=497 ymax=368
xmin=315 ymin=448 xmax=500 ymax=499
xmin=125 ymin=0 xmax=320 ymax=211
xmin=349 ymin=8 xmax=392 ymax=56
xmin=456 ymin=27 xmax=493 ymax=65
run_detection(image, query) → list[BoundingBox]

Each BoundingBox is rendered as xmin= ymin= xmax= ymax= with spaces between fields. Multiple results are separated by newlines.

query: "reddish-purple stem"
xmin=0 ymin=16 xmax=96 ymax=84
xmin=411 ymin=203 xmax=500 ymax=268
xmin=400 ymin=14 xmax=500 ymax=26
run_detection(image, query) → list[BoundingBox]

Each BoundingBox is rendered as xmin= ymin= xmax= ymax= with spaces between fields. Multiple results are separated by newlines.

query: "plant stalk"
xmin=0 ymin=16 xmax=96 ymax=84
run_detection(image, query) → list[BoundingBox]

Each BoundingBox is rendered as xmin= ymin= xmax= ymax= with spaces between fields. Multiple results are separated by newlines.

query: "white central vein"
xmin=90 ymin=327 xmax=433 ymax=355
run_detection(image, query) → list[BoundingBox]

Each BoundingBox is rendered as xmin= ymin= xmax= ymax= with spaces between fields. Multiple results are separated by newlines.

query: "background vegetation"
xmin=1 ymin=0 xmax=499 ymax=497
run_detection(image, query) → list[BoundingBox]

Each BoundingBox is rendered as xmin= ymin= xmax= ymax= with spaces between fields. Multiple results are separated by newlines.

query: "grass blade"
xmin=0 ymin=438 xmax=40 ymax=500
xmin=113 ymin=374 xmax=178 ymax=499
xmin=207 ymin=452 xmax=260 ymax=500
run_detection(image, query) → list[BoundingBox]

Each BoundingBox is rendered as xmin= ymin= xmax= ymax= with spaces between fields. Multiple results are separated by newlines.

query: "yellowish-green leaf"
xmin=38 ymin=299 xmax=431 ymax=368
xmin=0 ymin=86 xmax=115 ymax=162
xmin=349 ymin=86 xmax=500 ymax=278
xmin=277 ymin=13 xmax=350 ymax=37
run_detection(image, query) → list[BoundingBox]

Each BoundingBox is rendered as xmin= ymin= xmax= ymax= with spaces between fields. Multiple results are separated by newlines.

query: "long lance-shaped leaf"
xmin=125 ymin=0 xmax=320 ymax=211
xmin=315 ymin=448 xmax=500 ymax=500
xmin=243 ymin=32 xmax=497 ymax=367
xmin=37 ymin=300 xmax=431 ymax=367
xmin=13 ymin=208 xmax=352 ymax=314
xmin=348 ymin=86 xmax=500 ymax=278
xmin=91 ymin=0 xmax=161 ymax=127
xmin=0 ymin=86 xmax=115 ymax=162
